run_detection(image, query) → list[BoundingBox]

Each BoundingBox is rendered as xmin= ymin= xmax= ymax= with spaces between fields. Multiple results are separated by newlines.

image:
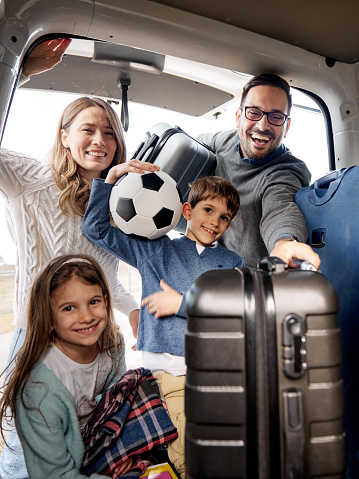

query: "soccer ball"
xmin=109 ymin=170 xmax=183 ymax=239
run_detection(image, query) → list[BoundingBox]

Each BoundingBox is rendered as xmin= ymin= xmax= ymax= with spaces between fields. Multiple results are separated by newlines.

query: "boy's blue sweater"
xmin=82 ymin=179 xmax=244 ymax=357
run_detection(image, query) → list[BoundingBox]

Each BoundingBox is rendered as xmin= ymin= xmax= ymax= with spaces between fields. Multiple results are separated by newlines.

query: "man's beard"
xmin=240 ymin=128 xmax=280 ymax=160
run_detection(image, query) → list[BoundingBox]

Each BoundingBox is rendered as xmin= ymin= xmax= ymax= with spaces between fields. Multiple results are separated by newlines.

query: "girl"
xmin=0 ymin=254 xmax=132 ymax=478
xmin=0 ymin=40 xmax=157 ymax=478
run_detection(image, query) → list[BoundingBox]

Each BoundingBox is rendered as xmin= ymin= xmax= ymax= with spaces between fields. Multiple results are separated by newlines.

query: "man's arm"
xmin=260 ymin=163 xmax=320 ymax=267
xmin=261 ymin=165 xmax=310 ymax=242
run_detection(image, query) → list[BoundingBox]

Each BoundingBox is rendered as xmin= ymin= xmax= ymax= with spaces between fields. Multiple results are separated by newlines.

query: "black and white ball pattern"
xmin=109 ymin=170 xmax=183 ymax=239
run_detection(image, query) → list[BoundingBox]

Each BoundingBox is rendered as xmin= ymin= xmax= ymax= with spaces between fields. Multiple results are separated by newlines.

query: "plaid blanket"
xmin=81 ymin=368 xmax=178 ymax=477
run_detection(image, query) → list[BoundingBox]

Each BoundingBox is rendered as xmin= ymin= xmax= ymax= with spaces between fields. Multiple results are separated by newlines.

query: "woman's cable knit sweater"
xmin=0 ymin=148 xmax=138 ymax=330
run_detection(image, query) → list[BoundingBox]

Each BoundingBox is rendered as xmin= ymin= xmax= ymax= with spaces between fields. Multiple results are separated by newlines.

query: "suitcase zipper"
xmin=260 ymin=270 xmax=281 ymax=479
xmin=244 ymin=267 xmax=281 ymax=479
xmin=241 ymin=266 xmax=258 ymax=478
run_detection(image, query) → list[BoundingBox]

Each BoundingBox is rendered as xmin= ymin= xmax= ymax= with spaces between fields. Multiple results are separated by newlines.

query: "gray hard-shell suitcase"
xmin=184 ymin=258 xmax=345 ymax=479
xmin=132 ymin=122 xmax=216 ymax=232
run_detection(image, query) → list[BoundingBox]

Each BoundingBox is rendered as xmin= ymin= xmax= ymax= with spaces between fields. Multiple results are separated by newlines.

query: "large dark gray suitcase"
xmin=184 ymin=258 xmax=345 ymax=479
xmin=132 ymin=122 xmax=216 ymax=232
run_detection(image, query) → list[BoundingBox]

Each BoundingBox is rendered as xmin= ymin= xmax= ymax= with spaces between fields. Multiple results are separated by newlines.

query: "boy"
xmin=82 ymin=161 xmax=244 ymax=477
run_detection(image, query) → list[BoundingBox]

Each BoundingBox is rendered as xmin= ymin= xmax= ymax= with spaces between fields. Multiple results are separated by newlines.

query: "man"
xmin=198 ymin=74 xmax=320 ymax=268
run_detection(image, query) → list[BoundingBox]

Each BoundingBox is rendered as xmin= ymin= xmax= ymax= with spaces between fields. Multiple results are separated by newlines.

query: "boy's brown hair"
xmin=187 ymin=176 xmax=240 ymax=219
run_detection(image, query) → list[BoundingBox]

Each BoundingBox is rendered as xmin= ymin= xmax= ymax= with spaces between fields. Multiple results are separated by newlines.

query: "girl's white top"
xmin=42 ymin=344 xmax=113 ymax=430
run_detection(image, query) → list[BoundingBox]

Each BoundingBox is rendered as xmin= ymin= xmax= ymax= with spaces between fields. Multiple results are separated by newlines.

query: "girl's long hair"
xmin=0 ymin=254 xmax=122 ymax=442
xmin=48 ymin=97 xmax=126 ymax=216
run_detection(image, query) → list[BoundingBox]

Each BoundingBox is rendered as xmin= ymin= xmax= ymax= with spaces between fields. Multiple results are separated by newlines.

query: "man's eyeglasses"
xmin=244 ymin=107 xmax=289 ymax=126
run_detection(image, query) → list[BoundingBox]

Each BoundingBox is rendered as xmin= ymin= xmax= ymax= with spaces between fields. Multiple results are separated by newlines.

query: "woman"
xmin=0 ymin=40 xmax=157 ymax=479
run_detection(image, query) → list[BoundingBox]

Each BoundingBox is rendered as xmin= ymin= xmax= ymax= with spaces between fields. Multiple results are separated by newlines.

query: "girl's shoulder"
xmin=16 ymin=361 xmax=78 ymax=433
xmin=21 ymin=360 xmax=74 ymax=407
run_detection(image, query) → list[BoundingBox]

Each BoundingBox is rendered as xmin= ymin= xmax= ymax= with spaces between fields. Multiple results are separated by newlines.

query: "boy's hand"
xmin=22 ymin=39 xmax=72 ymax=77
xmin=105 ymin=159 xmax=160 ymax=184
xmin=142 ymin=280 xmax=183 ymax=318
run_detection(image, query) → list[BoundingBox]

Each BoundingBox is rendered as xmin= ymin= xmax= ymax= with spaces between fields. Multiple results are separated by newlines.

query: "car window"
xmin=0 ymin=84 xmax=329 ymax=265
xmin=0 ymin=82 xmax=330 ymax=368
xmin=287 ymin=89 xmax=330 ymax=181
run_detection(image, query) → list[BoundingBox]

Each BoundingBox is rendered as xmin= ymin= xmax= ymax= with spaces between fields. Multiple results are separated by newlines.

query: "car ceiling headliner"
xmin=150 ymin=0 xmax=359 ymax=64
xmin=20 ymin=54 xmax=234 ymax=117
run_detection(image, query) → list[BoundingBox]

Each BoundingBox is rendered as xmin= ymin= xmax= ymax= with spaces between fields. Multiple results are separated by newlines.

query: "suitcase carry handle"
xmin=133 ymin=127 xmax=184 ymax=164
xmin=133 ymin=124 xmax=216 ymax=165
xmin=145 ymin=128 xmax=182 ymax=164
xmin=131 ymin=133 xmax=160 ymax=162
xmin=258 ymin=256 xmax=288 ymax=272
xmin=307 ymin=167 xmax=352 ymax=205
xmin=258 ymin=256 xmax=317 ymax=272
xmin=144 ymin=126 xmax=216 ymax=164
xmin=311 ymin=227 xmax=326 ymax=248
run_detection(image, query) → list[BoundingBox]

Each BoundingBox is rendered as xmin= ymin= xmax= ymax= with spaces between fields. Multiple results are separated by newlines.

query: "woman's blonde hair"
xmin=48 ymin=97 xmax=126 ymax=216
xmin=0 ymin=254 xmax=122 ymax=441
